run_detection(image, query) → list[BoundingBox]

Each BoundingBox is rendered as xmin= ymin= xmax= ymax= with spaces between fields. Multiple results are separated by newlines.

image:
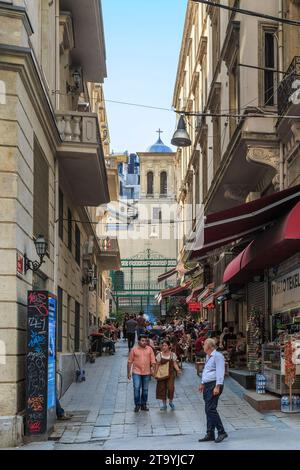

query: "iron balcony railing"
xmin=278 ymin=56 xmax=300 ymax=119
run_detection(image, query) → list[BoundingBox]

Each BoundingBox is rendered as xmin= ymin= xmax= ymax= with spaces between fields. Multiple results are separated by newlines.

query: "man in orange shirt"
xmin=128 ymin=335 xmax=156 ymax=412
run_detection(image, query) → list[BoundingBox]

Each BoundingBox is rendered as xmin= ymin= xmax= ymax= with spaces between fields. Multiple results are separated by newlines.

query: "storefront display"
xmin=262 ymin=337 xmax=300 ymax=397
xmin=247 ymin=307 xmax=264 ymax=371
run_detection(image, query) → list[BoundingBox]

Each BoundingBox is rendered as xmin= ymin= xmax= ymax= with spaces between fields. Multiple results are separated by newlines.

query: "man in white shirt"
xmin=198 ymin=338 xmax=228 ymax=443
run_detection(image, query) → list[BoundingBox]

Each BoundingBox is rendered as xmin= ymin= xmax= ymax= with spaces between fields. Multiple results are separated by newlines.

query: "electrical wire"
xmin=192 ymin=0 xmax=300 ymax=27
xmin=55 ymin=217 xmax=200 ymax=226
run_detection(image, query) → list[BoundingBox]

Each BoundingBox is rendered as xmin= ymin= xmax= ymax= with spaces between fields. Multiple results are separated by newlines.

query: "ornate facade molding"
xmin=246 ymin=147 xmax=280 ymax=172
xmin=59 ymin=13 xmax=74 ymax=54
xmin=197 ymin=36 xmax=208 ymax=65
xmin=223 ymin=184 xmax=252 ymax=202
xmin=246 ymin=146 xmax=280 ymax=190
xmin=207 ymin=82 xmax=221 ymax=112
xmin=222 ymin=21 xmax=240 ymax=72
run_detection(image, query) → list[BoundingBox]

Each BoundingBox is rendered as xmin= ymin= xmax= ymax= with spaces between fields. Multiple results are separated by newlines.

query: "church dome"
xmin=147 ymin=136 xmax=173 ymax=153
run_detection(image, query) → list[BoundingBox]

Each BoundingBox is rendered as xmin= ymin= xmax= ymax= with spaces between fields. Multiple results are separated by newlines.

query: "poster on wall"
xmin=47 ymin=295 xmax=57 ymax=411
xmin=25 ymin=291 xmax=57 ymax=436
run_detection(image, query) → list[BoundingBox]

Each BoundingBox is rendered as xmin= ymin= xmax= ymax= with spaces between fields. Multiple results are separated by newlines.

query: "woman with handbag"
xmin=155 ymin=340 xmax=181 ymax=411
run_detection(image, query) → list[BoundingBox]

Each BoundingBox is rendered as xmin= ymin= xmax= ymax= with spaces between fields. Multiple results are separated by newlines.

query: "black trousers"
xmin=127 ymin=332 xmax=135 ymax=350
xmin=203 ymin=381 xmax=225 ymax=436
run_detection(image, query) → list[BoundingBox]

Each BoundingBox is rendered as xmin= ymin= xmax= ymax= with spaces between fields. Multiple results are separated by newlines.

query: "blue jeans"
xmin=132 ymin=374 xmax=150 ymax=406
xmin=203 ymin=381 xmax=225 ymax=436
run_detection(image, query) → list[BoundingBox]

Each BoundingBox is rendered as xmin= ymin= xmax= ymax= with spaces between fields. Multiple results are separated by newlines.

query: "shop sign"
xmin=16 ymin=251 xmax=24 ymax=276
xmin=188 ymin=302 xmax=201 ymax=312
xmin=272 ymin=268 xmax=300 ymax=313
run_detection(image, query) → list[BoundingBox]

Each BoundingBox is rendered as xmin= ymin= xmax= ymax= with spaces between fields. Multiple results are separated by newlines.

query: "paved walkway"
xmin=19 ymin=341 xmax=300 ymax=450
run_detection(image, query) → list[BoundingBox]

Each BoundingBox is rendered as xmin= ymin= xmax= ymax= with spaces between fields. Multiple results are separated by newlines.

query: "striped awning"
xmin=156 ymin=280 xmax=192 ymax=304
xmin=157 ymin=267 xmax=177 ymax=283
xmin=186 ymin=283 xmax=205 ymax=303
xmin=198 ymin=283 xmax=215 ymax=302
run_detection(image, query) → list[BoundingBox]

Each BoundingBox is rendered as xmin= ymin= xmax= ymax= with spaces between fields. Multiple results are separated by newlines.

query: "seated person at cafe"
xmin=98 ymin=327 xmax=115 ymax=354
xmin=223 ymin=326 xmax=237 ymax=350
xmin=228 ymin=332 xmax=246 ymax=365
xmin=195 ymin=332 xmax=206 ymax=358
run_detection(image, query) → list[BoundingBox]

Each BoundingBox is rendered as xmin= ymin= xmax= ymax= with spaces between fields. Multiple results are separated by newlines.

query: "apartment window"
xmin=75 ymin=224 xmax=81 ymax=266
xmin=195 ymin=163 xmax=200 ymax=206
xmin=213 ymin=115 xmax=221 ymax=175
xmin=260 ymin=27 xmax=278 ymax=107
xmin=147 ymin=171 xmax=154 ymax=195
xmin=57 ymin=286 xmax=63 ymax=352
xmin=153 ymin=207 xmax=162 ymax=222
xmin=74 ymin=301 xmax=80 ymax=352
xmin=201 ymin=55 xmax=208 ymax=112
xmin=160 ymin=171 xmax=167 ymax=196
xmin=33 ymin=139 xmax=49 ymax=243
xmin=202 ymin=138 xmax=208 ymax=200
xmin=229 ymin=62 xmax=240 ymax=137
xmin=59 ymin=189 xmax=64 ymax=241
xmin=68 ymin=209 xmax=72 ymax=251
xmin=212 ymin=9 xmax=220 ymax=72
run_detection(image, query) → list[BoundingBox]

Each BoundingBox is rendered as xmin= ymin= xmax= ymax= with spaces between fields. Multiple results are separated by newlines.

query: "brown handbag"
xmin=155 ymin=361 xmax=170 ymax=381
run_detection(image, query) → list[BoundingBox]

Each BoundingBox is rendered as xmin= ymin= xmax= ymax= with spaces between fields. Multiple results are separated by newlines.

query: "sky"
xmin=101 ymin=0 xmax=188 ymax=154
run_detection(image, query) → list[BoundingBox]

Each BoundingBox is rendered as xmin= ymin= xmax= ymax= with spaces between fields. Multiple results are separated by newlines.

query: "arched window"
xmin=147 ymin=171 xmax=154 ymax=195
xmin=160 ymin=171 xmax=167 ymax=196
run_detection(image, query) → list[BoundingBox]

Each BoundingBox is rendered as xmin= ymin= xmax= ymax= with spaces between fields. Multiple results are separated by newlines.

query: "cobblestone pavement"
xmin=19 ymin=342 xmax=300 ymax=450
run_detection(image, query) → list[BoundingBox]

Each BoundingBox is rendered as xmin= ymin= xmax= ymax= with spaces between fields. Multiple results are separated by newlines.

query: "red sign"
xmin=17 ymin=252 xmax=24 ymax=275
xmin=188 ymin=302 xmax=201 ymax=312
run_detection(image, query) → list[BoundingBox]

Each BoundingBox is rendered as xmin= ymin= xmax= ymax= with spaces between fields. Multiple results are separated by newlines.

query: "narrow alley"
xmin=20 ymin=342 xmax=300 ymax=451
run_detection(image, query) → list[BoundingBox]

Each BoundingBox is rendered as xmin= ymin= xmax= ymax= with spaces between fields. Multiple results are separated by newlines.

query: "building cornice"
xmin=0 ymin=3 xmax=34 ymax=36
xmin=0 ymin=44 xmax=61 ymax=149
xmin=172 ymin=1 xmax=197 ymax=107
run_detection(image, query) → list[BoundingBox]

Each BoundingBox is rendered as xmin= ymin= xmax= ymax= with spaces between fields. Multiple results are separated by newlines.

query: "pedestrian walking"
xmin=136 ymin=311 xmax=146 ymax=336
xmin=126 ymin=314 xmax=138 ymax=351
xmin=155 ymin=340 xmax=181 ymax=411
xmin=127 ymin=335 xmax=156 ymax=412
xmin=198 ymin=338 xmax=228 ymax=443
xmin=123 ymin=313 xmax=129 ymax=341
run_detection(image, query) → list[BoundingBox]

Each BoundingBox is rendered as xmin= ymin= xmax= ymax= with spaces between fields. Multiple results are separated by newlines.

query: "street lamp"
xmin=24 ymin=235 xmax=48 ymax=273
xmin=171 ymin=114 xmax=192 ymax=147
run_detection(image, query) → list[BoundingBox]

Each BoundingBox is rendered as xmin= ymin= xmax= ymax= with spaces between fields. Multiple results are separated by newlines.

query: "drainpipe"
xmin=278 ymin=0 xmax=284 ymax=190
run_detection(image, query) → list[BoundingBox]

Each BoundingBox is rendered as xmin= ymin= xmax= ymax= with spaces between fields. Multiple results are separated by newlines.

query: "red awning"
xmin=157 ymin=268 xmax=177 ymax=283
xmin=191 ymin=184 xmax=300 ymax=260
xmin=223 ymin=201 xmax=300 ymax=284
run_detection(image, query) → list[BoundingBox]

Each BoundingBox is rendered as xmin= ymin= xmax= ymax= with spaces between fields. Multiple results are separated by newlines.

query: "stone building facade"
xmin=172 ymin=1 xmax=300 ymax=335
xmin=0 ymin=0 xmax=119 ymax=447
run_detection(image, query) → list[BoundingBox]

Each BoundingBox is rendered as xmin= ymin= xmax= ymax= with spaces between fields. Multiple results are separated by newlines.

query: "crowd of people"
xmin=87 ymin=311 xmax=248 ymax=443
xmin=122 ymin=313 xmax=246 ymax=368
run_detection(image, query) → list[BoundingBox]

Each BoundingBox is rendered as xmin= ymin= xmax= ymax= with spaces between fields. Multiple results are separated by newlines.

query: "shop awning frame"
xmin=223 ymin=201 xmax=300 ymax=285
xmin=190 ymin=184 xmax=300 ymax=260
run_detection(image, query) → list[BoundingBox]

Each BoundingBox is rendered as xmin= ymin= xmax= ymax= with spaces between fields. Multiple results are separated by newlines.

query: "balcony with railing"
xmin=56 ymin=111 xmax=109 ymax=206
xmin=277 ymin=56 xmax=300 ymax=120
xmin=98 ymin=236 xmax=121 ymax=271
xmin=56 ymin=112 xmax=100 ymax=144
